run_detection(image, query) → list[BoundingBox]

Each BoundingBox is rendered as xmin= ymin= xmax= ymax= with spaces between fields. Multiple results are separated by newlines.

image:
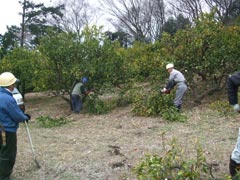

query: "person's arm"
xmin=165 ymin=79 xmax=175 ymax=90
xmin=6 ymin=99 xmax=29 ymax=122
xmin=161 ymin=72 xmax=176 ymax=93
xmin=80 ymin=85 xmax=88 ymax=96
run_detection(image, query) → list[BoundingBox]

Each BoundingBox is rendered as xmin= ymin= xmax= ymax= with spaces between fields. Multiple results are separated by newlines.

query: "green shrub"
xmin=131 ymin=88 xmax=187 ymax=121
xmin=36 ymin=115 xmax=68 ymax=128
xmin=84 ymin=93 xmax=114 ymax=114
xmin=133 ymin=138 xmax=210 ymax=180
xmin=161 ymin=106 xmax=187 ymax=122
xmin=209 ymin=100 xmax=235 ymax=117
xmin=131 ymin=89 xmax=172 ymax=116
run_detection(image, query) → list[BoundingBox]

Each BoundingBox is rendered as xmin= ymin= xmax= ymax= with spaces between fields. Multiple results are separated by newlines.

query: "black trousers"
xmin=230 ymin=156 xmax=240 ymax=179
xmin=227 ymin=77 xmax=239 ymax=105
xmin=0 ymin=131 xmax=17 ymax=180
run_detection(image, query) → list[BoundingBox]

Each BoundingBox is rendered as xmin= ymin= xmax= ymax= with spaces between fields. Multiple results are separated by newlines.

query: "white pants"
xmin=231 ymin=128 xmax=240 ymax=163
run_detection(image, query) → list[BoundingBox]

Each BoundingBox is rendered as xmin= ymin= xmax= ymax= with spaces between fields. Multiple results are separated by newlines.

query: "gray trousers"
xmin=174 ymin=82 xmax=187 ymax=107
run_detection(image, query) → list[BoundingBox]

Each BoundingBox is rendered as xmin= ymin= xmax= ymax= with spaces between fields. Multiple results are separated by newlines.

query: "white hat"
xmin=0 ymin=72 xmax=18 ymax=87
xmin=166 ymin=63 xmax=174 ymax=69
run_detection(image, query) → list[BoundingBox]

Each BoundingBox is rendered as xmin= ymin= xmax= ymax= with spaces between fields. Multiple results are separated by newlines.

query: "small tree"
xmin=0 ymin=47 xmax=39 ymax=96
xmin=37 ymin=26 xmax=128 ymax=109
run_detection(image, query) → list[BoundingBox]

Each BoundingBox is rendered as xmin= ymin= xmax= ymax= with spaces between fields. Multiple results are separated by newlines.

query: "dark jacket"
xmin=227 ymin=72 xmax=240 ymax=105
xmin=229 ymin=72 xmax=240 ymax=86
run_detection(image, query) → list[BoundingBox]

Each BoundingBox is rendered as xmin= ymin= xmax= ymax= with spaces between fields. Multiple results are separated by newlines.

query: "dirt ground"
xmin=11 ymin=92 xmax=239 ymax=180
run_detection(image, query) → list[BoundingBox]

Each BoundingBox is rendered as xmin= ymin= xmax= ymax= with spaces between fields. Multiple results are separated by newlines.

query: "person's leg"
xmin=71 ymin=94 xmax=76 ymax=112
xmin=79 ymin=98 xmax=83 ymax=112
xmin=0 ymin=132 xmax=17 ymax=180
xmin=230 ymin=128 xmax=240 ymax=179
xmin=71 ymin=94 xmax=80 ymax=113
xmin=230 ymin=156 xmax=240 ymax=179
xmin=74 ymin=95 xmax=81 ymax=113
xmin=174 ymin=84 xmax=187 ymax=110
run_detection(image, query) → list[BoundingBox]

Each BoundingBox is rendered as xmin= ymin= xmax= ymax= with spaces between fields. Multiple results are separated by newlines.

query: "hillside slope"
xmin=12 ymin=92 xmax=237 ymax=180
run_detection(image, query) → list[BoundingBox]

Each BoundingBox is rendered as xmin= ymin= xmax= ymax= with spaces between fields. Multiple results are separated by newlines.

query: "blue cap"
xmin=82 ymin=77 xmax=88 ymax=83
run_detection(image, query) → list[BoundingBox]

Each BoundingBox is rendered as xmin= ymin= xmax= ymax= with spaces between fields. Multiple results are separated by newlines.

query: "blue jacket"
xmin=0 ymin=87 xmax=28 ymax=132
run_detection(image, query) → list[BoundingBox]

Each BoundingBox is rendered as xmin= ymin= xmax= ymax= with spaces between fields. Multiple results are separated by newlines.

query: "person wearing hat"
xmin=227 ymin=71 xmax=240 ymax=178
xmin=71 ymin=77 xmax=90 ymax=113
xmin=0 ymin=72 xmax=31 ymax=180
xmin=161 ymin=63 xmax=187 ymax=111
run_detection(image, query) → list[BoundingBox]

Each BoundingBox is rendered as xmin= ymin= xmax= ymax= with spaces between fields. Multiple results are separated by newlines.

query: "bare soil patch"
xmin=12 ymin=92 xmax=239 ymax=180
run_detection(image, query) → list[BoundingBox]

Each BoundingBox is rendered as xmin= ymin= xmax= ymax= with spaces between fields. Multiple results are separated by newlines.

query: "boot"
xmin=176 ymin=105 xmax=181 ymax=112
xmin=229 ymin=156 xmax=240 ymax=179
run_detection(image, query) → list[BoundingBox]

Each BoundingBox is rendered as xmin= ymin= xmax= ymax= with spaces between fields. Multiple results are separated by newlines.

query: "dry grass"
xmin=11 ymin=92 xmax=239 ymax=180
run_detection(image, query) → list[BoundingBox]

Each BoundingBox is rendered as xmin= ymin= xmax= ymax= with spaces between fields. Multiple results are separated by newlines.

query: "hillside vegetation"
xmin=11 ymin=91 xmax=238 ymax=180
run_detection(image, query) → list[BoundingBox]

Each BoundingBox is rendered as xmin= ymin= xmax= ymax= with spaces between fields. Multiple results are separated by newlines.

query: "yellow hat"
xmin=0 ymin=72 xmax=18 ymax=87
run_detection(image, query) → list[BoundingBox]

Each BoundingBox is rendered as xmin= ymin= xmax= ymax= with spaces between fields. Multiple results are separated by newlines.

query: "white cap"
xmin=166 ymin=63 xmax=174 ymax=69
xmin=0 ymin=72 xmax=18 ymax=87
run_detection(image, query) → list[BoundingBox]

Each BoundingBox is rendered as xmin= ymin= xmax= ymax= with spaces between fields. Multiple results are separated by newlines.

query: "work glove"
xmin=233 ymin=104 xmax=240 ymax=113
xmin=86 ymin=90 xmax=91 ymax=95
xmin=160 ymin=88 xmax=167 ymax=93
xmin=88 ymin=91 xmax=94 ymax=95
xmin=160 ymin=88 xmax=170 ymax=94
xmin=24 ymin=113 xmax=31 ymax=123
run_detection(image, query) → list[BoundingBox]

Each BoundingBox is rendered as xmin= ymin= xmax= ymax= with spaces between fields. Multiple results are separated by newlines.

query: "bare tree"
xmin=204 ymin=0 xmax=235 ymax=23
xmin=167 ymin=0 xmax=206 ymax=22
xmin=151 ymin=0 xmax=166 ymax=40
xmin=99 ymin=0 xmax=165 ymax=42
xmin=57 ymin=0 xmax=95 ymax=35
xmin=167 ymin=0 xmax=240 ymax=24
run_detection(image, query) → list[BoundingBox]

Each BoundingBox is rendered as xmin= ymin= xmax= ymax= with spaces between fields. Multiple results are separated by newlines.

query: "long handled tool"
xmin=24 ymin=121 xmax=41 ymax=169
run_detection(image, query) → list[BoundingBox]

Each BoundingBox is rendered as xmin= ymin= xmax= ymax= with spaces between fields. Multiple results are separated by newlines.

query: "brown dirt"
xmin=12 ymin=92 xmax=239 ymax=180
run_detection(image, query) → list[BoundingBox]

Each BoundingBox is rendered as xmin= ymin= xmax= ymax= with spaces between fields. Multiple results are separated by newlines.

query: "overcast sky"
xmin=0 ymin=0 xmax=55 ymax=34
xmin=0 ymin=0 xmax=114 ymax=35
